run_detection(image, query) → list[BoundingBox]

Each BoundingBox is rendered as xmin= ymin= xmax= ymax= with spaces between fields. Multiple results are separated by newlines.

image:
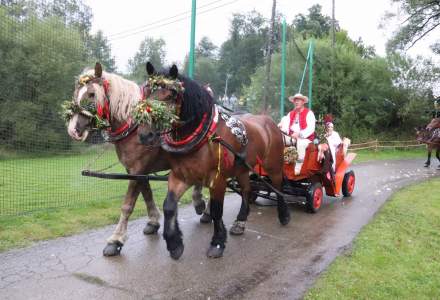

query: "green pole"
xmin=280 ymin=18 xmax=286 ymax=119
xmin=188 ymin=0 xmax=196 ymax=79
xmin=298 ymin=42 xmax=311 ymax=93
xmin=308 ymin=40 xmax=314 ymax=109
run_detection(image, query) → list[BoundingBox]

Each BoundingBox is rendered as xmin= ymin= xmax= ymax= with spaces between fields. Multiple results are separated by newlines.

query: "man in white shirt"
xmin=278 ymin=93 xmax=316 ymax=169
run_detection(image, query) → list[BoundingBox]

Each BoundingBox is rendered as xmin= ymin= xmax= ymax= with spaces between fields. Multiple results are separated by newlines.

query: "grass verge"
xmin=0 ymin=187 xmax=195 ymax=252
xmin=352 ymin=147 xmax=426 ymax=164
xmin=305 ymin=177 xmax=440 ymax=299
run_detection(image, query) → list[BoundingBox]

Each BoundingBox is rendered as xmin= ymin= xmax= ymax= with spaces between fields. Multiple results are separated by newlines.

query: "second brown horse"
xmin=137 ymin=63 xmax=291 ymax=259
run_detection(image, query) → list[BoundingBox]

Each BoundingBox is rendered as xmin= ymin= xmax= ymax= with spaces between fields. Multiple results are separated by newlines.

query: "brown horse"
xmin=65 ymin=63 xmax=207 ymax=256
xmin=136 ymin=62 xmax=290 ymax=259
xmin=415 ymin=119 xmax=440 ymax=169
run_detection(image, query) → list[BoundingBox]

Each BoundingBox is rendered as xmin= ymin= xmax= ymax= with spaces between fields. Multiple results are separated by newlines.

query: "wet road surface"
xmin=0 ymin=159 xmax=438 ymax=299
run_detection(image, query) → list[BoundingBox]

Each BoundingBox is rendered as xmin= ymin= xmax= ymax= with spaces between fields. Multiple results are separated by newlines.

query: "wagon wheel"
xmin=306 ymin=182 xmax=323 ymax=213
xmin=342 ymin=170 xmax=355 ymax=197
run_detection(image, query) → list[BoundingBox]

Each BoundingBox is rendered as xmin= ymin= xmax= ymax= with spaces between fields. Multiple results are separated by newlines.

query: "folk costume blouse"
xmin=279 ymin=108 xmax=316 ymax=141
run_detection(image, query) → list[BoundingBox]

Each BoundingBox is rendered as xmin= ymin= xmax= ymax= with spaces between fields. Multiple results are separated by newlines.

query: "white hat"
xmin=288 ymin=93 xmax=308 ymax=103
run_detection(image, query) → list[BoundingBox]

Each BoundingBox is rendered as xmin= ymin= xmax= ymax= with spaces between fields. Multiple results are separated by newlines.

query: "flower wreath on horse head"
xmin=132 ymin=64 xmax=185 ymax=132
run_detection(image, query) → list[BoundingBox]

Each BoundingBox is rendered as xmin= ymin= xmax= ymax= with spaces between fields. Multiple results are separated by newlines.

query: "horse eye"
xmin=88 ymin=93 xmax=95 ymax=98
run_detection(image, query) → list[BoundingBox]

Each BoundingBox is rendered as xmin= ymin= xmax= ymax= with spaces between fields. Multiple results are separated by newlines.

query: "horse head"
xmin=415 ymin=126 xmax=432 ymax=143
xmin=136 ymin=62 xmax=182 ymax=146
xmin=427 ymin=117 xmax=440 ymax=130
xmin=66 ymin=62 xmax=108 ymax=141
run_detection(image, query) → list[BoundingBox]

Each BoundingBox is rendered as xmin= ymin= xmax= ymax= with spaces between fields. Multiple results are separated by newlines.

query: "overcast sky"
xmin=83 ymin=0 xmax=436 ymax=73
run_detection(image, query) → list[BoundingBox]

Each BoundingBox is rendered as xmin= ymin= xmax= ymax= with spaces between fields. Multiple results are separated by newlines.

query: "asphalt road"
xmin=0 ymin=159 xmax=438 ymax=300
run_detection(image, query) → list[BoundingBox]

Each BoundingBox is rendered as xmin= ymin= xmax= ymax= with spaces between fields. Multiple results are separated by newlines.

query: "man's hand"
xmin=291 ymin=132 xmax=300 ymax=139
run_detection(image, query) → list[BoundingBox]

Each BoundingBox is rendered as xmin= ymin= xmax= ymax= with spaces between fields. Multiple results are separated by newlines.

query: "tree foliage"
xmin=217 ymin=10 xmax=269 ymax=95
xmin=0 ymin=0 xmax=120 ymax=152
xmin=196 ymin=36 xmax=217 ymax=59
xmin=386 ymin=0 xmax=440 ymax=52
xmin=293 ymin=4 xmax=339 ymax=39
xmin=127 ymin=37 xmax=166 ymax=83
xmin=87 ymin=30 xmax=116 ymax=72
xmin=243 ymin=30 xmax=437 ymax=141
xmin=0 ymin=5 xmax=87 ymax=151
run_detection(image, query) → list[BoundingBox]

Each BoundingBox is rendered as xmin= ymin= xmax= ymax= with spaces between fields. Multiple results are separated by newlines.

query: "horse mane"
xmin=157 ymin=67 xmax=214 ymax=128
xmin=79 ymin=69 xmax=141 ymax=122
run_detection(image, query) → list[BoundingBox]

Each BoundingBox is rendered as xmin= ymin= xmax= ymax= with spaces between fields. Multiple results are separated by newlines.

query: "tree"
xmin=0 ymin=6 xmax=88 ymax=151
xmin=242 ymin=32 xmax=397 ymax=140
xmin=385 ymin=0 xmax=440 ymax=52
xmin=1 ymin=0 xmax=93 ymax=40
xmin=217 ymin=11 xmax=268 ymax=95
xmin=293 ymin=4 xmax=339 ymax=39
xmin=88 ymin=30 xmax=116 ymax=72
xmin=127 ymin=37 xmax=166 ymax=83
xmin=196 ymin=36 xmax=217 ymax=59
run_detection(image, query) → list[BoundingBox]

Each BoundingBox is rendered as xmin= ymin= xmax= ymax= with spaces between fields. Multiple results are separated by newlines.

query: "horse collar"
xmin=161 ymin=105 xmax=218 ymax=154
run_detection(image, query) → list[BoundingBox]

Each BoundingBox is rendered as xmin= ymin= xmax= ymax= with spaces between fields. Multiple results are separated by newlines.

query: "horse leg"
xmin=193 ymin=184 xmax=213 ymax=223
xmin=140 ymin=179 xmax=161 ymax=235
xmin=163 ymin=173 xmax=189 ymax=260
xmin=436 ymin=148 xmax=440 ymax=169
xmin=192 ymin=184 xmax=207 ymax=215
xmin=207 ymin=180 xmax=227 ymax=258
xmin=229 ymin=172 xmax=251 ymax=236
xmin=103 ymin=180 xmax=141 ymax=256
xmin=270 ymin=172 xmax=290 ymax=225
xmin=199 ymin=199 xmax=213 ymax=224
xmin=425 ymin=146 xmax=432 ymax=167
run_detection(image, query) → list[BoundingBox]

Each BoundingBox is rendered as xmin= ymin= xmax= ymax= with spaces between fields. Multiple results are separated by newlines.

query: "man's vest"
xmin=289 ymin=108 xmax=315 ymax=141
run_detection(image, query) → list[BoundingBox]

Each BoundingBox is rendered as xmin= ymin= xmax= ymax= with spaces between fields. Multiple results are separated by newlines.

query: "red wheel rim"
xmin=313 ymin=187 xmax=323 ymax=209
xmin=347 ymin=174 xmax=355 ymax=194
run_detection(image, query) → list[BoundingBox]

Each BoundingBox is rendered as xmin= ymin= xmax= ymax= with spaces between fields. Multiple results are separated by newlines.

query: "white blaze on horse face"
xmin=76 ymin=86 xmax=87 ymax=104
xmin=67 ymin=114 xmax=81 ymax=140
xmin=67 ymin=114 xmax=89 ymax=141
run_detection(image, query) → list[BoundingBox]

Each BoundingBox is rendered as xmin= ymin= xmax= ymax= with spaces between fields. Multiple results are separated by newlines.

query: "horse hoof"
xmin=143 ymin=222 xmax=160 ymax=235
xmin=200 ymin=213 xmax=213 ymax=224
xmin=207 ymin=245 xmax=224 ymax=258
xmin=103 ymin=242 xmax=123 ymax=257
xmin=229 ymin=221 xmax=246 ymax=235
xmin=194 ymin=201 xmax=206 ymax=215
xmin=424 ymin=164 xmax=430 ymax=168
xmin=279 ymin=213 xmax=291 ymax=226
xmin=169 ymin=244 xmax=184 ymax=260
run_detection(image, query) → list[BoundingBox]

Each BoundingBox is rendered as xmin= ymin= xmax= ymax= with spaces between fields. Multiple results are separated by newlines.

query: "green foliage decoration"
xmin=132 ymin=100 xmax=180 ymax=132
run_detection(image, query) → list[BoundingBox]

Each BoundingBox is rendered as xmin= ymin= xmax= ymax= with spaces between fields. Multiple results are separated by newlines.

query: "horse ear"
xmin=169 ymin=64 xmax=178 ymax=79
xmin=146 ymin=62 xmax=155 ymax=76
xmin=95 ymin=62 xmax=103 ymax=78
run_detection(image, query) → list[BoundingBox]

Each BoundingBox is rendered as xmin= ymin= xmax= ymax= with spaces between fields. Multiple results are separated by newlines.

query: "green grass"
xmin=305 ymin=178 xmax=440 ymax=299
xmin=0 ymin=148 xmax=196 ymax=252
xmin=352 ymin=147 xmax=426 ymax=164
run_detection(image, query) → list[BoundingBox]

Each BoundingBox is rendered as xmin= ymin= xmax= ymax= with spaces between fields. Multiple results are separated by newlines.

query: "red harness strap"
xmin=164 ymin=113 xmax=209 ymax=146
xmin=163 ymin=107 xmax=219 ymax=150
xmin=95 ymin=78 xmax=137 ymax=142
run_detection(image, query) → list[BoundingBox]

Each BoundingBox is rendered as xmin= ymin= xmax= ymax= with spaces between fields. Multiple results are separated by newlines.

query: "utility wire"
xmin=108 ymin=0 xmax=226 ymax=38
xmin=109 ymin=0 xmax=240 ymax=41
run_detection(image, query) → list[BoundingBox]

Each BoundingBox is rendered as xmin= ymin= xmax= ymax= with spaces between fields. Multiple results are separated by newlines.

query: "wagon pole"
xmin=263 ymin=0 xmax=277 ymax=112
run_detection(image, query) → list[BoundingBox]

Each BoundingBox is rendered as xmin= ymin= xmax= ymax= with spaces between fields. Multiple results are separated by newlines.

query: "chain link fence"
xmin=0 ymin=2 xmax=129 ymax=216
